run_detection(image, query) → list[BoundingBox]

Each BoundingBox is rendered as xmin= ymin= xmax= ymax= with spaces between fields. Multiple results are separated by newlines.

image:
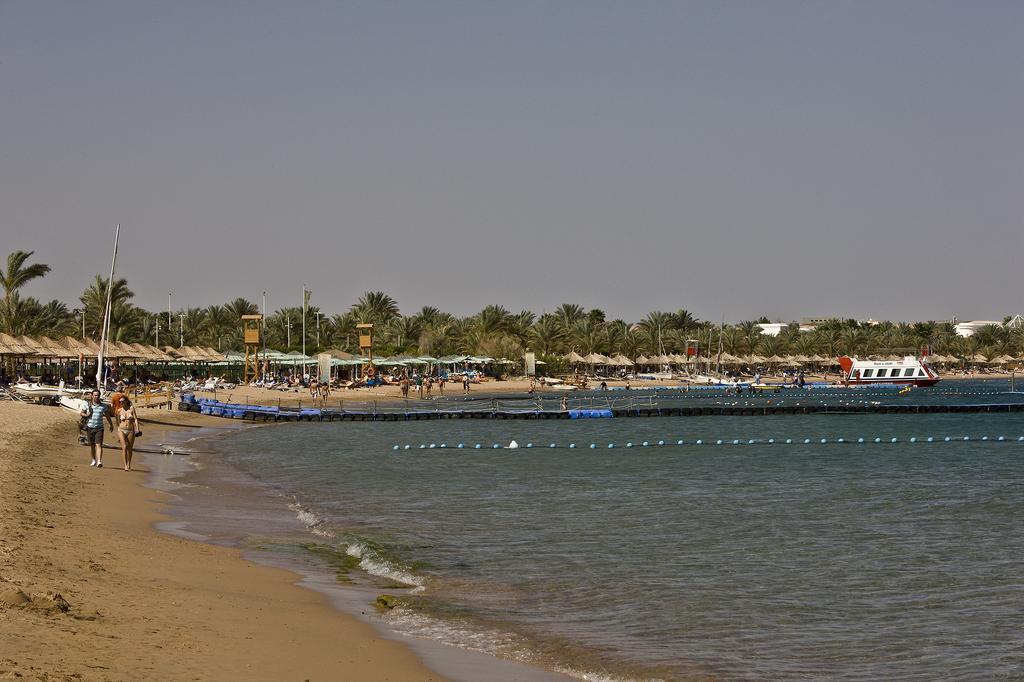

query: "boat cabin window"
xmin=904 ymin=368 xmax=915 ymax=377
xmin=916 ymin=369 xmax=926 ymax=377
xmin=862 ymin=369 xmax=874 ymax=378
xmin=876 ymin=369 xmax=888 ymax=378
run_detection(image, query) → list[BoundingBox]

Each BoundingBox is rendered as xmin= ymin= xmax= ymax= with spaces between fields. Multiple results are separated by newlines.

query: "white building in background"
xmin=954 ymin=320 xmax=1003 ymax=337
xmin=756 ymin=320 xmax=823 ymax=336
xmin=756 ymin=323 xmax=788 ymax=337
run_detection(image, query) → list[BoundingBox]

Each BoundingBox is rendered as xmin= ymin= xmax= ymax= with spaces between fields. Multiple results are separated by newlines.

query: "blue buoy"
xmin=677 ymin=440 xmax=684 ymax=445
xmin=429 ymin=443 xmax=436 ymax=449
xmin=927 ymin=437 xmax=933 ymax=442
xmin=657 ymin=440 xmax=665 ymax=446
xmin=526 ymin=443 xmax=533 ymax=448
xmin=626 ymin=442 xmax=633 ymax=448
xmin=963 ymin=436 xmax=970 ymax=441
xmin=608 ymin=443 xmax=615 ymax=448
xmin=857 ymin=438 xmax=864 ymax=443
xmin=891 ymin=437 xmax=897 ymax=443
xmin=440 ymin=444 xmax=447 ymax=448
xmin=457 ymin=443 xmax=464 ymax=449
xmin=475 ymin=444 xmax=482 ymax=449
xmin=944 ymin=437 xmax=951 ymax=442
xmin=804 ymin=438 xmax=811 ymax=444
xmin=998 ymin=436 xmax=1005 ymax=442
xmin=590 ymin=443 xmax=597 ymax=449
xmin=910 ymin=437 xmax=916 ymax=443
xmin=404 ymin=444 xmax=411 ymax=450
xmin=492 ymin=444 xmax=501 ymax=449
xmin=837 ymin=438 xmax=845 ymax=443
xmin=820 ymin=438 xmax=827 ymax=444
xmin=1018 ymin=436 xmax=1024 ymax=441
xmin=872 ymin=437 xmax=880 ymax=443
xmin=696 ymin=439 xmax=703 ymax=445
xmin=748 ymin=439 xmax=756 ymax=444
xmin=785 ymin=439 xmax=792 ymax=444
xmin=642 ymin=441 xmax=649 ymax=447
xmin=982 ymin=436 xmax=989 ymax=441
xmin=393 ymin=445 xmax=399 ymax=450
xmin=549 ymin=443 xmax=556 ymax=448
xmin=419 ymin=444 xmax=426 ymax=449
xmin=768 ymin=438 xmax=775 ymax=444
xmin=716 ymin=439 xmax=723 ymax=445
xmin=568 ymin=443 xmax=575 ymax=449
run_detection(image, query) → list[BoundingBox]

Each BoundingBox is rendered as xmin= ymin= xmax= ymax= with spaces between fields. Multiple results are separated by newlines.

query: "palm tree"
xmin=351 ymin=291 xmax=399 ymax=326
xmin=638 ymin=311 xmax=673 ymax=353
xmin=80 ymin=276 xmax=135 ymax=338
xmin=385 ymin=316 xmax=423 ymax=354
xmin=205 ymin=305 xmax=237 ymax=350
xmin=528 ymin=316 xmax=565 ymax=354
xmin=0 ymin=250 xmax=50 ymax=304
xmin=0 ymin=251 xmax=52 ymax=336
xmin=672 ymin=309 xmax=699 ymax=334
xmin=554 ymin=303 xmax=586 ymax=330
xmin=473 ymin=305 xmax=511 ymax=337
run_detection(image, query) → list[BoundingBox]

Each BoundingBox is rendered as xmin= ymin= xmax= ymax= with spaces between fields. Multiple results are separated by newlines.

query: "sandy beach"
xmin=0 ymin=401 xmax=443 ymax=681
xmin=185 ymin=370 xmax=1018 ymax=409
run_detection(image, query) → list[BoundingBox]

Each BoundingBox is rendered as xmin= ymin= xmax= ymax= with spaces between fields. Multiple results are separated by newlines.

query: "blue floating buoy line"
xmin=392 ymin=436 xmax=1024 ymax=451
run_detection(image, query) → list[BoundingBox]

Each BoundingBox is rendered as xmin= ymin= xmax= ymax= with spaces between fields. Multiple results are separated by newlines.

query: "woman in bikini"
xmin=117 ymin=397 xmax=139 ymax=471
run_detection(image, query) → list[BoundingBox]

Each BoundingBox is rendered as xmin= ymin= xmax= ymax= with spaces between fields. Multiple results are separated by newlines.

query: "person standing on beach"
xmin=81 ymin=389 xmax=113 ymax=468
xmin=462 ymin=374 xmax=470 ymax=394
xmin=438 ymin=375 xmax=445 ymax=395
xmin=117 ymin=397 xmax=139 ymax=471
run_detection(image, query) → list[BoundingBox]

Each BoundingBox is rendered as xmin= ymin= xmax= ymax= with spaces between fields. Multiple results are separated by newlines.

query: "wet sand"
xmin=0 ymin=401 xmax=442 ymax=680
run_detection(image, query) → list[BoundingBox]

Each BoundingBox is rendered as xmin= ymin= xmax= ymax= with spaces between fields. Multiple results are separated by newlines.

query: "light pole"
xmin=286 ymin=314 xmax=291 ymax=349
xmin=316 ymin=311 xmax=321 ymax=350
xmin=262 ymin=291 xmax=267 ymax=379
xmin=179 ymin=313 xmax=184 ymax=348
xmin=168 ymin=292 xmax=172 ymax=330
xmin=155 ymin=318 xmax=160 ymax=347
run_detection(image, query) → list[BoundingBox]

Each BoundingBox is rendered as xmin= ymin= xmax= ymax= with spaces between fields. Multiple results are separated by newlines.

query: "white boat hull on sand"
xmin=59 ymin=395 xmax=91 ymax=415
xmin=10 ymin=382 xmax=89 ymax=404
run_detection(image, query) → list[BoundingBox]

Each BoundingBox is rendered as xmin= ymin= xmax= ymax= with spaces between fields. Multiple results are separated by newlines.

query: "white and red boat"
xmin=837 ymin=355 xmax=940 ymax=387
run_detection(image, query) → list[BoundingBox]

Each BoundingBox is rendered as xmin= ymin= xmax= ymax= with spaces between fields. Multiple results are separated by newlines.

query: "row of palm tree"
xmin=3 ymin=250 xmax=1023 ymax=363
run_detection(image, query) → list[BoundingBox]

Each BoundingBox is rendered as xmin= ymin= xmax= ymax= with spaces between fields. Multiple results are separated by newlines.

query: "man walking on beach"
xmin=81 ymin=389 xmax=114 ymax=468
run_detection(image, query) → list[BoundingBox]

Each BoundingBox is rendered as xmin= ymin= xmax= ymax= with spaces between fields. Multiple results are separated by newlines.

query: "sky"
xmin=1 ymin=1 xmax=1021 ymax=323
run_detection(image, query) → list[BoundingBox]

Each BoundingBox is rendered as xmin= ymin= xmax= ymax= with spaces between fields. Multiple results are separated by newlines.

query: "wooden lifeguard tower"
xmin=242 ymin=314 xmax=263 ymax=383
xmin=357 ymin=323 xmax=374 ymax=379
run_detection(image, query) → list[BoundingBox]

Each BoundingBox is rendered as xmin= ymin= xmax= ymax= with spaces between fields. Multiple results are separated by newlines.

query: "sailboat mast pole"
xmin=95 ymin=224 xmax=120 ymax=390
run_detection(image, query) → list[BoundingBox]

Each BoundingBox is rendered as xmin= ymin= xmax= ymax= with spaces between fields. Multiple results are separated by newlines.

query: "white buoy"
xmin=508 ymin=440 xmax=519 ymax=449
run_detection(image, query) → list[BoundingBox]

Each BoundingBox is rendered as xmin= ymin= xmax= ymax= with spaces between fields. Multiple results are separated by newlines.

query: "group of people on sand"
xmin=308 ymin=376 xmax=331 ymax=401
xmin=80 ymin=390 xmax=139 ymax=471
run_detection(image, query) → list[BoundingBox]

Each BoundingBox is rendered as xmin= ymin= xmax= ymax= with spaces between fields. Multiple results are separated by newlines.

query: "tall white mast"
xmin=95 ymin=224 xmax=120 ymax=390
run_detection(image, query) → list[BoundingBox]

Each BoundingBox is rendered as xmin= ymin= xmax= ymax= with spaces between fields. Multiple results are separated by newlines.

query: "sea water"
xmin=167 ymin=381 xmax=1024 ymax=680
